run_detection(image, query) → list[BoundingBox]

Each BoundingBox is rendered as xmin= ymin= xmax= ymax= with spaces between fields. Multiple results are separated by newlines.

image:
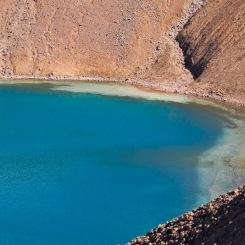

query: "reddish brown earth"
xmin=128 ymin=186 xmax=245 ymax=245
xmin=177 ymin=0 xmax=245 ymax=108
xmin=0 ymin=0 xmax=196 ymax=81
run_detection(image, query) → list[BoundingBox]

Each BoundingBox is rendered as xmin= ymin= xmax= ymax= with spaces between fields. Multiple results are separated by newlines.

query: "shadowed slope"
xmin=178 ymin=0 xmax=245 ymax=104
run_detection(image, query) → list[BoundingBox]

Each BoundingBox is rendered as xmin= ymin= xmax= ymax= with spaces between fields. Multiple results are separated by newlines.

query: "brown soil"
xmin=0 ymin=0 xmax=196 ymax=81
xmin=127 ymin=186 xmax=245 ymax=245
xmin=176 ymin=0 xmax=245 ymax=108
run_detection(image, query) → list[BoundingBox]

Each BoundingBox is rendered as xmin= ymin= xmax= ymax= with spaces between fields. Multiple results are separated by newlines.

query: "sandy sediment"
xmin=1 ymin=74 xmax=245 ymax=110
xmin=0 ymin=78 xmax=241 ymax=110
xmin=123 ymin=78 xmax=245 ymax=111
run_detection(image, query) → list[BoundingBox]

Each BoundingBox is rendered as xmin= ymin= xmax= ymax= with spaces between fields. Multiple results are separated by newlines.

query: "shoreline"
xmin=0 ymin=76 xmax=244 ymax=113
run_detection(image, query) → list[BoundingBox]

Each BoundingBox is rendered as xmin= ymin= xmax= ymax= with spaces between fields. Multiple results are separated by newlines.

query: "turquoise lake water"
xmin=0 ymin=84 xmax=243 ymax=244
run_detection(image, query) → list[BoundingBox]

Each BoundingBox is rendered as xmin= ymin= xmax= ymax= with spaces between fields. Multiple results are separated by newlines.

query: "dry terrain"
xmin=177 ymin=0 xmax=245 ymax=107
xmin=0 ymin=0 xmax=196 ymax=81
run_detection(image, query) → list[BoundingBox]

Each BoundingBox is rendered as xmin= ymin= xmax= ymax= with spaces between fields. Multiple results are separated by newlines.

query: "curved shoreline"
xmin=0 ymin=77 xmax=244 ymax=113
xmin=0 ymin=77 xmax=244 ymax=112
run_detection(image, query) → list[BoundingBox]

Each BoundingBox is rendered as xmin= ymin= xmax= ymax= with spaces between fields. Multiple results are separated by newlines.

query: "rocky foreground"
xmin=128 ymin=186 xmax=245 ymax=245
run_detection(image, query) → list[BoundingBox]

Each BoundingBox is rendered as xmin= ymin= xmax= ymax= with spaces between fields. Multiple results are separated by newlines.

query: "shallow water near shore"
xmin=0 ymin=83 xmax=245 ymax=245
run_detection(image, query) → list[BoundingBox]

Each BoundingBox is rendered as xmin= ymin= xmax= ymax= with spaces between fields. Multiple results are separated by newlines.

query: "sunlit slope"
xmin=0 ymin=0 xmax=192 ymax=81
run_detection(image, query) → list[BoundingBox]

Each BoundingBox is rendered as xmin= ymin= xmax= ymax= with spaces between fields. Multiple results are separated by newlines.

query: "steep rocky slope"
xmin=128 ymin=186 xmax=245 ymax=245
xmin=0 ymin=0 xmax=197 ymax=82
xmin=177 ymin=0 xmax=245 ymax=106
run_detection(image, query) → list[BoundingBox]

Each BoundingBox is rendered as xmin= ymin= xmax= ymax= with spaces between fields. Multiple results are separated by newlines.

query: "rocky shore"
xmin=128 ymin=186 xmax=245 ymax=245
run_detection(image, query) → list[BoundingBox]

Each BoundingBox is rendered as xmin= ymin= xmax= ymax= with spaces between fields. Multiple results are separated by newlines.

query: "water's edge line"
xmin=0 ymin=77 xmax=244 ymax=112
xmin=0 ymin=78 xmax=239 ymax=113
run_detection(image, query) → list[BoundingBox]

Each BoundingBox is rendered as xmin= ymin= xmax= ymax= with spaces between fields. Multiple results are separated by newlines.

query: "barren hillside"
xmin=0 ymin=0 xmax=196 ymax=81
xmin=178 ymin=0 xmax=245 ymax=106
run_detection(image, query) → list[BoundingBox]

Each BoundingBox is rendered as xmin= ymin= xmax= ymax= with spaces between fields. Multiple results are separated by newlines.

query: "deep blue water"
xmin=0 ymin=84 xmax=230 ymax=244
